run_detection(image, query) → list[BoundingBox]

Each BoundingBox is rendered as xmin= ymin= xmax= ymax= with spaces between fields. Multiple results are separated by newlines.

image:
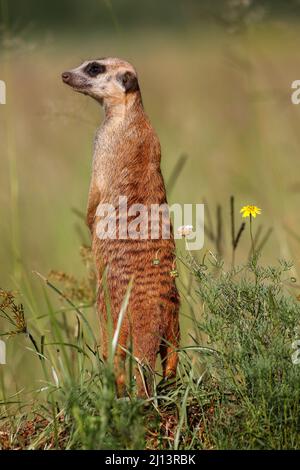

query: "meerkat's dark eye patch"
xmin=84 ymin=62 xmax=106 ymax=77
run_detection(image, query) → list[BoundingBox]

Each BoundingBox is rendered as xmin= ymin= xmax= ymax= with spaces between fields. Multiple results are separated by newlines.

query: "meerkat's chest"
xmin=92 ymin=127 xmax=121 ymax=192
xmin=93 ymin=148 xmax=111 ymax=191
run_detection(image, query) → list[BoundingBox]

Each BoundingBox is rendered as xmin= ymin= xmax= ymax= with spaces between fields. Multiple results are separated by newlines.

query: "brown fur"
xmin=62 ymin=58 xmax=180 ymax=396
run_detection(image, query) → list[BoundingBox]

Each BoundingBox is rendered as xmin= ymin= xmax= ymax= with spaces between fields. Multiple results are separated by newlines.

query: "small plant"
xmin=0 ymin=288 xmax=27 ymax=336
xmin=187 ymin=254 xmax=300 ymax=449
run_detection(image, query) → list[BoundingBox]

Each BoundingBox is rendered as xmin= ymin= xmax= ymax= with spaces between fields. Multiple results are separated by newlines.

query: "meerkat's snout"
xmin=61 ymin=68 xmax=90 ymax=93
xmin=61 ymin=72 xmax=71 ymax=84
xmin=62 ymin=57 xmax=140 ymax=103
xmin=61 ymin=72 xmax=71 ymax=83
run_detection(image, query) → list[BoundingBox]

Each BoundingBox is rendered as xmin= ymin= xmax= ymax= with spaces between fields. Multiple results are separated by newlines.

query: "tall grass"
xmin=1 ymin=235 xmax=300 ymax=449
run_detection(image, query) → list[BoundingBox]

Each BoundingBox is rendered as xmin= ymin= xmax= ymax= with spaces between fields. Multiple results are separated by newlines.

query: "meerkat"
xmin=62 ymin=57 xmax=180 ymax=396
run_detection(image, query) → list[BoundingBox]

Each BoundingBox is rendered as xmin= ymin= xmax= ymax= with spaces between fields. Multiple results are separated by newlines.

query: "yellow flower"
xmin=240 ymin=205 xmax=261 ymax=218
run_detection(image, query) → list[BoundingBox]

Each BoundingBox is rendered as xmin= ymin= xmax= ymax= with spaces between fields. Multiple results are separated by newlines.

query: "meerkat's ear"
xmin=117 ymin=71 xmax=139 ymax=93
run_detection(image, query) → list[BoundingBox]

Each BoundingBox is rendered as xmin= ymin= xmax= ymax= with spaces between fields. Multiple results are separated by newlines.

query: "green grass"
xmin=1 ymin=242 xmax=300 ymax=449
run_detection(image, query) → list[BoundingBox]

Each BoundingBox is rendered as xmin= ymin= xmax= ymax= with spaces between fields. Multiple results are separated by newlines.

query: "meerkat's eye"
xmin=84 ymin=62 xmax=106 ymax=77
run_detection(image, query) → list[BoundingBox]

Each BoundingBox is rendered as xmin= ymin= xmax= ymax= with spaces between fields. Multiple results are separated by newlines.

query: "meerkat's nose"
xmin=62 ymin=72 xmax=71 ymax=83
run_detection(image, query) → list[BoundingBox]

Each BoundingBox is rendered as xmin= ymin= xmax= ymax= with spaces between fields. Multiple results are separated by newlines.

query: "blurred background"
xmin=1 ymin=0 xmax=300 ymax=394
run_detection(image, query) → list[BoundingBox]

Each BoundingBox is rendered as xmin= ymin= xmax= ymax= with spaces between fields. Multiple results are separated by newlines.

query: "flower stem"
xmin=250 ymin=214 xmax=255 ymax=257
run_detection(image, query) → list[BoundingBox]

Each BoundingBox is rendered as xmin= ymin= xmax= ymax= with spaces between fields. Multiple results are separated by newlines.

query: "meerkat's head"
xmin=61 ymin=57 xmax=140 ymax=105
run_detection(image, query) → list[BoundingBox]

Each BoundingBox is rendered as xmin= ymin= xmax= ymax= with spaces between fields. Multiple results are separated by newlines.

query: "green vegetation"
xmin=1 ymin=246 xmax=299 ymax=449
